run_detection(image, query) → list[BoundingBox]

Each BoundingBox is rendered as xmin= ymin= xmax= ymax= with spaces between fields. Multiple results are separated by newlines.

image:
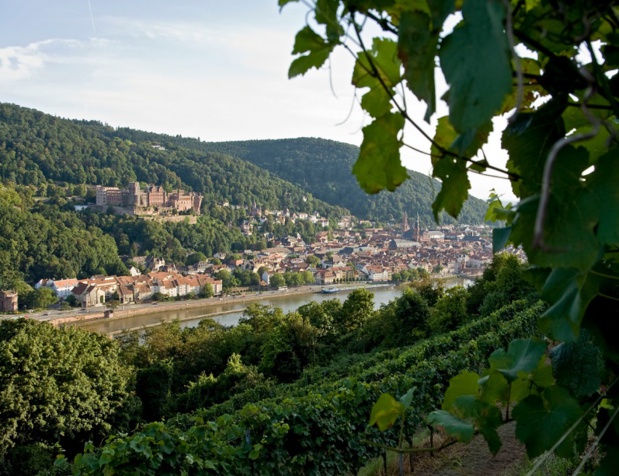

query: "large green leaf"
xmin=352 ymin=38 xmax=401 ymax=89
xmin=439 ymin=0 xmax=512 ymax=133
xmin=352 ymin=38 xmax=401 ymax=118
xmin=398 ymin=10 xmax=438 ymax=121
xmin=585 ymin=151 xmax=619 ymax=247
xmin=432 ymin=395 xmax=503 ymax=454
xmin=288 ymin=26 xmax=335 ymax=78
xmin=369 ymin=393 xmax=405 ymax=431
xmin=427 ymin=410 xmax=475 ymax=442
xmin=442 ymin=371 xmax=480 ymax=411
xmin=431 ymin=155 xmax=470 ymax=220
xmin=353 ymin=112 xmax=408 ymax=193
xmin=510 ymin=145 xmax=602 ymax=273
xmin=315 ymin=0 xmax=344 ymax=42
xmin=538 ymin=267 xmax=600 ymax=341
xmin=513 ymin=386 xmax=583 ymax=458
xmin=431 ymin=116 xmax=492 ymax=158
xmin=454 ymin=396 xmax=503 ymax=455
xmin=550 ymin=331 xmax=602 ymax=398
xmin=488 ymin=338 xmax=547 ymax=383
xmin=492 ymin=227 xmax=512 ymax=253
xmin=502 ymin=97 xmax=567 ymax=198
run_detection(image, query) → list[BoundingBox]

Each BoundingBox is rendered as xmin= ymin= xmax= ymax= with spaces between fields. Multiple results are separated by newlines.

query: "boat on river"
xmin=321 ymin=287 xmax=339 ymax=294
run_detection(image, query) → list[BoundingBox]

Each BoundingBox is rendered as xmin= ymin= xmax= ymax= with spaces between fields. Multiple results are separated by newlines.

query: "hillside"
xmin=0 ymin=103 xmax=488 ymax=225
xmin=198 ymin=138 xmax=489 ymax=225
xmin=0 ymin=103 xmax=347 ymax=218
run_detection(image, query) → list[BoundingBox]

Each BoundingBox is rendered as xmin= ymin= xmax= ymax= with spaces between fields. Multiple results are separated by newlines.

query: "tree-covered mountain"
xmin=0 ymin=103 xmax=487 ymax=225
xmin=198 ymin=138 xmax=489 ymax=225
xmin=0 ymin=103 xmax=347 ymax=218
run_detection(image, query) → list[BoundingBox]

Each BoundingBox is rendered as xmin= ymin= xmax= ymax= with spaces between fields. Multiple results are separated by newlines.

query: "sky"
xmin=0 ymin=0 xmax=514 ymax=202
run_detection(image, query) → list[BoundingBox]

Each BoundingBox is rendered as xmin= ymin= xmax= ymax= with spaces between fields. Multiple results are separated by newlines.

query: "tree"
xmin=200 ymin=283 xmax=214 ymax=298
xmin=283 ymin=0 xmax=619 ymax=468
xmin=337 ymin=288 xmax=375 ymax=333
xmin=0 ymin=319 xmax=131 ymax=459
xmin=22 ymin=287 xmax=57 ymax=310
xmin=269 ymin=273 xmax=286 ymax=289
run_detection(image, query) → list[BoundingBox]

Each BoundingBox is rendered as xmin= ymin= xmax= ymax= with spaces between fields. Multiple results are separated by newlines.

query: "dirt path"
xmin=410 ymin=422 xmax=527 ymax=476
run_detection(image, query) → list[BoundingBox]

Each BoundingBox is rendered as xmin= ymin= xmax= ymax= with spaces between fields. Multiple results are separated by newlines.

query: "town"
xmin=1 ymin=206 xmax=521 ymax=312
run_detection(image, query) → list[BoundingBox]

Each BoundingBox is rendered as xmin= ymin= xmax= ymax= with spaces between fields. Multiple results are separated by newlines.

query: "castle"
xmin=95 ymin=182 xmax=202 ymax=215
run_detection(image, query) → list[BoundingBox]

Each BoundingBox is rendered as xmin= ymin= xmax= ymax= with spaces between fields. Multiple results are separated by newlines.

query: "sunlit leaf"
xmin=442 ymin=371 xmax=480 ymax=411
xmin=369 ymin=393 xmax=405 ymax=431
xmin=432 ymin=155 xmax=470 ymax=220
xmin=353 ymin=112 xmax=407 ymax=193
xmin=398 ymin=10 xmax=438 ymax=121
xmin=288 ymin=26 xmax=335 ymax=78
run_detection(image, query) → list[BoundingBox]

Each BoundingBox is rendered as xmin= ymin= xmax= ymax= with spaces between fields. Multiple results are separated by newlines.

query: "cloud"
xmin=0 ymin=42 xmax=47 ymax=81
xmin=0 ymin=38 xmax=113 ymax=82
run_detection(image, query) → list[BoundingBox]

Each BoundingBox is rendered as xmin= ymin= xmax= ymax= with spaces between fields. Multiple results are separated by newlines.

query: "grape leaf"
xmin=352 ymin=38 xmax=401 ymax=89
xmin=398 ymin=10 xmax=438 ymax=121
xmin=426 ymin=0 xmax=456 ymax=28
xmin=550 ymin=331 xmax=602 ymax=398
xmin=488 ymin=338 xmax=547 ymax=383
xmin=315 ymin=0 xmax=344 ymax=42
xmin=442 ymin=371 xmax=480 ymax=411
xmin=353 ymin=38 xmax=401 ymax=118
xmin=538 ymin=267 xmax=600 ymax=341
xmin=586 ymin=151 xmax=619 ymax=246
xmin=513 ymin=386 xmax=582 ymax=458
xmin=510 ymin=145 xmax=601 ymax=272
xmin=288 ymin=26 xmax=334 ymax=78
xmin=432 ymin=396 xmax=503 ymax=454
xmin=439 ymin=0 xmax=512 ymax=133
xmin=399 ymin=386 xmax=415 ymax=409
xmin=492 ymin=227 xmax=512 ymax=253
xmin=432 ymin=155 xmax=470 ymax=220
xmin=479 ymin=372 xmax=510 ymax=405
xmin=369 ymin=393 xmax=404 ymax=431
xmin=502 ymin=97 xmax=567 ymax=198
xmin=353 ymin=112 xmax=408 ymax=193
xmin=432 ymin=116 xmax=492 ymax=158
xmin=427 ymin=410 xmax=475 ymax=442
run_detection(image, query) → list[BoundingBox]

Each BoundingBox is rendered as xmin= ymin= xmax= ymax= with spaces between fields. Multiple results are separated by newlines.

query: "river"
xmin=77 ymin=278 xmax=472 ymax=335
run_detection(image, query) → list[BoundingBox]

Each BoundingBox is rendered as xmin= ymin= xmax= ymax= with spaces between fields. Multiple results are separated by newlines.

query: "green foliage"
xmin=136 ymin=360 xmax=174 ymax=422
xmin=0 ymin=199 xmax=126 ymax=285
xmin=67 ymin=299 xmax=543 ymax=473
xmin=282 ymin=14 xmax=619 ymax=469
xmin=550 ymin=330 xmax=604 ymax=399
xmin=337 ymin=287 xmax=375 ymax=333
xmin=0 ymin=319 xmax=131 ymax=461
xmin=201 ymin=138 xmax=489 ymax=224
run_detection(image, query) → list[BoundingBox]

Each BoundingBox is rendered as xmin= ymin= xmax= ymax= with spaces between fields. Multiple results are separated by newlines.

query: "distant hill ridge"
xmin=198 ymin=138 xmax=489 ymax=225
xmin=0 ymin=103 xmax=487 ymax=224
xmin=0 ymin=103 xmax=345 ymax=218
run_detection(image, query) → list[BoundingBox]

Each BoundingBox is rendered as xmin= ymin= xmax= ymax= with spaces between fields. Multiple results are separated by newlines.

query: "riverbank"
xmin=49 ymin=283 xmax=395 ymax=329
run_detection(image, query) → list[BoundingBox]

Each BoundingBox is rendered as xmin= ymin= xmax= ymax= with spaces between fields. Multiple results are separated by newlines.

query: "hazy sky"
xmin=0 ymin=0 xmax=514 ymax=201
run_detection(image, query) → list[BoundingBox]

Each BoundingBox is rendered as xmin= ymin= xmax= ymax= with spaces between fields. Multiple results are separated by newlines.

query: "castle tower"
xmin=416 ymin=213 xmax=420 ymax=242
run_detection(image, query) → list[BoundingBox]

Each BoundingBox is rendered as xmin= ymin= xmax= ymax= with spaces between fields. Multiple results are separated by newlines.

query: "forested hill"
xmin=199 ymin=138 xmax=489 ymax=224
xmin=0 ymin=103 xmax=346 ymax=217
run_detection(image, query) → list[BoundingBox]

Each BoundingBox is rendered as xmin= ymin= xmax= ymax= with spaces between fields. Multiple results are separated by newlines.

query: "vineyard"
xmin=63 ymin=299 xmax=544 ymax=474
